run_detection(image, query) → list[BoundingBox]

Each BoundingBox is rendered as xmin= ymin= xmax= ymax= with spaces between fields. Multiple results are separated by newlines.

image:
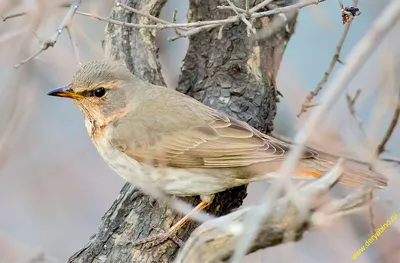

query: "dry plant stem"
xmin=225 ymin=0 xmax=255 ymax=34
xmin=172 ymin=9 xmax=183 ymax=37
xmin=381 ymin=158 xmax=400 ymax=164
xmin=79 ymin=0 xmax=325 ymax=41
xmin=298 ymin=15 xmax=354 ymax=117
xmin=0 ymin=2 xmax=75 ymax=22
xmin=346 ymin=89 xmax=366 ymax=134
xmin=217 ymin=5 xmax=247 ymax=13
xmin=249 ymin=0 xmax=274 ymax=13
xmin=168 ymin=24 xmax=223 ymax=42
xmin=375 ymin=85 xmax=400 ymax=155
xmin=116 ymin=0 xmax=186 ymax=31
xmin=231 ymin=1 xmax=400 ymax=262
xmin=298 ymin=0 xmax=359 ymax=117
xmin=77 ymin=11 xmax=237 ymax=29
xmin=1 ymin=11 xmax=27 ymax=21
xmin=176 ymin=161 xmax=373 ymax=263
xmin=169 ymin=0 xmax=325 ymax=41
xmin=14 ymin=0 xmax=83 ymax=69
xmin=253 ymin=0 xmax=326 ymax=18
xmin=65 ymin=27 xmax=81 ymax=66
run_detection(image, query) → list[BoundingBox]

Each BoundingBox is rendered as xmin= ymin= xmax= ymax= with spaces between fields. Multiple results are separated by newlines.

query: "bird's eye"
xmin=94 ymin=87 xmax=106 ymax=97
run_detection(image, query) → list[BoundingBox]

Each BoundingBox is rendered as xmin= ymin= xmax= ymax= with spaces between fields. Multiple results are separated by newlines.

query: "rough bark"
xmin=68 ymin=0 xmax=297 ymax=262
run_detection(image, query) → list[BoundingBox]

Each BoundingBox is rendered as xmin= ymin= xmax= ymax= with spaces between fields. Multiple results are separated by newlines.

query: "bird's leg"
xmin=132 ymin=194 xmax=214 ymax=249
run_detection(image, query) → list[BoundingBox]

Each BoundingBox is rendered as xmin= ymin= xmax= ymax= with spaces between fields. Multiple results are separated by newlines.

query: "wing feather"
xmin=109 ymin=89 xmax=314 ymax=168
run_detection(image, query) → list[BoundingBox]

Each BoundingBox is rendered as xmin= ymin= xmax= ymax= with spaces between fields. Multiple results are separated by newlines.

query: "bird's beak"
xmin=47 ymin=85 xmax=83 ymax=100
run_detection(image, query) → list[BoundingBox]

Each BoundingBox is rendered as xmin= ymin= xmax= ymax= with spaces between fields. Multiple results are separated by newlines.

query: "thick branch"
xmin=176 ymin=160 xmax=372 ymax=263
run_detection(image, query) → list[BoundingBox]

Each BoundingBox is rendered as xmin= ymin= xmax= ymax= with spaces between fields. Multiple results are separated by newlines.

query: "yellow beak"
xmin=47 ymin=86 xmax=83 ymax=100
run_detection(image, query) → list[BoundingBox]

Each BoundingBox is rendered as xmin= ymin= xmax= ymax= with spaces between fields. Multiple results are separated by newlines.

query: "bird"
xmin=47 ymin=60 xmax=387 ymax=248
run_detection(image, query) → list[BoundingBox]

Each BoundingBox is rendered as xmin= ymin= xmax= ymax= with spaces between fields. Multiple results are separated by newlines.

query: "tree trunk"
xmin=68 ymin=0 xmax=297 ymax=262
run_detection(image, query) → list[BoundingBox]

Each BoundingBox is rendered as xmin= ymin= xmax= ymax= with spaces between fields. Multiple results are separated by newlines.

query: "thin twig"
xmin=376 ymin=83 xmax=400 ymax=155
xmin=116 ymin=0 xmax=185 ymax=29
xmin=298 ymin=1 xmax=357 ymax=117
xmin=225 ymin=0 xmax=242 ymax=15
xmin=381 ymin=157 xmax=400 ymax=164
xmin=0 ymin=1 xmax=73 ymax=22
xmin=77 ymin=11 xmax=236 ymax=29
xmin=252 ymin=0 xmax=327 ymax=18
xmin=1 ymin=12 xmax=27 ymax=21
xmin=249 ymin=0 xmax=274 ymax=13
xmin=79 ymin=0 xmax=327 ymax=42
xmin=14 ymin=0 xmax=83 ymax=68
xmin=346 ymin=89 xmax=366 ymax=134
xmin=170 ymin=9 xmax=184 ymax=38
xmin=65 ymin=26 xmax=81 ymax=67
xmin=231 ymin=1 xmax=400 ymax=262
xmin=217 ymin=5 xmax=247 ymax=13
xmin=177 ymin=160 xmax=372 ymax=263
xmin=168 ymin=24 xmax=220 ymax=42
xmin=225 ymin=0 xmax=255 ymax=35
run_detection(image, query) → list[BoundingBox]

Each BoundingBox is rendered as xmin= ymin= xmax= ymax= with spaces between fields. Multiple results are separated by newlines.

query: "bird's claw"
xmin=132 ymin=225 xmax=184 ymax=249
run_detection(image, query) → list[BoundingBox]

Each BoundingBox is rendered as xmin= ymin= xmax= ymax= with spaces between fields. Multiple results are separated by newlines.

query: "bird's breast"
xmin=85 ymin=118 xmax=107 ymax=143
xmin=93 ymin=129 xmax=143 ymax=181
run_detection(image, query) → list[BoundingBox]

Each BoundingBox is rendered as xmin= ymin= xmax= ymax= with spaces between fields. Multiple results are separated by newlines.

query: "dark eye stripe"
xmin=79 ymin=89 xmax=107 ymax=97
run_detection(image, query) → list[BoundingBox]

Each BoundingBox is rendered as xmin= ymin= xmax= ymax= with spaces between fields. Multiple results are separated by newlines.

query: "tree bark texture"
xmin=68 ymin=0 xmax=297 ymax=262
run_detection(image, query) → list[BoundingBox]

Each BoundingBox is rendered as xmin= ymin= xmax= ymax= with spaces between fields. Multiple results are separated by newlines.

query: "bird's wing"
xmin=109 ymin=94 xmax=315 ymax=168
xmin=109 ymin=89 xmax=387 ymax=190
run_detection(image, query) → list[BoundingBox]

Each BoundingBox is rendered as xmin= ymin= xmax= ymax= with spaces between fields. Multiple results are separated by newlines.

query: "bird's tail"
xmin=293 ymin=158 xmax=388 ymax=189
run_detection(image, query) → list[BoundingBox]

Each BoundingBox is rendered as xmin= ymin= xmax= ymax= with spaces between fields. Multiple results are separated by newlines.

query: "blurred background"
xmin=0 ymin=0 xmax=399 ymax=262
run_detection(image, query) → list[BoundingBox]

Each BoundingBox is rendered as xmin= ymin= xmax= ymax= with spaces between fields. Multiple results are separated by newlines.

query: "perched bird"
xmin=48 ymin=60 xmax=387 ymax=247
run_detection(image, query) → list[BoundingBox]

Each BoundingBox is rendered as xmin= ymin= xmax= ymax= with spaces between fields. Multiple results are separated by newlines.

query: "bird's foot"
xmin=133 ymin=196 xmax=214 ymax=249
xmin=132 ymin=225 xmax=184 ymax=249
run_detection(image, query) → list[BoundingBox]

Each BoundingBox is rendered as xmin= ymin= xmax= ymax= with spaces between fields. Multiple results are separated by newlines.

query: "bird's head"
xmin=48 ymin=60 xmax=134 ymax=124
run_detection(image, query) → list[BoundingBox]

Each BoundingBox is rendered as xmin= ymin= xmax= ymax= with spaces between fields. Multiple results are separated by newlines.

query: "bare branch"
xmin=231 ymin=1 xmax=400 ymax=261
xmin=116 ymin=1 xmax=181 ymax=27
xmin=1 ymin=11 xmax=27 ymax=21
xmin=225 ymin=0 xmax=255 ymax=35
xmin=65 ymin=26 xmax=81 ymax=67
xmin=77 ymin=11 xmax=236 ymax=29
xmin=252 ymin=0 xmax=326 ymax=18
xmin=346 ymin=89 xmax=366 ymax=134
xmin=249 ymin=0 xmax=274 ymax=13
xmin=298 ymin=0 xmax=358 ymax=118
xmin=176 ymin=161 xmax=373 ymax=263
xmin=375 ymin=83 xmax=400 ymax=156
xmin=14 ymin=0 xmax=83 ymax=69
xmin=217 ymin=5 xmax=246 ymax=13
xmin=381 ymin=157 xmax=400 ymax=165
xmin=78 ymin=0 xmax=327 ymax=42
xmin=0 ymin=1 xmax=72 ymax=22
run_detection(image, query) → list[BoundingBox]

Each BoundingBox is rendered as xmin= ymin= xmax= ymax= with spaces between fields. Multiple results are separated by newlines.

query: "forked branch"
xmin=14 ymin=0 xmax=83 ymax=68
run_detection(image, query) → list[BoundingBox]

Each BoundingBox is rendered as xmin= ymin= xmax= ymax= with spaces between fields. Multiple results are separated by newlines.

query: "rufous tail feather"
xmin=293 ymin=158 xmax=387 ymax=189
